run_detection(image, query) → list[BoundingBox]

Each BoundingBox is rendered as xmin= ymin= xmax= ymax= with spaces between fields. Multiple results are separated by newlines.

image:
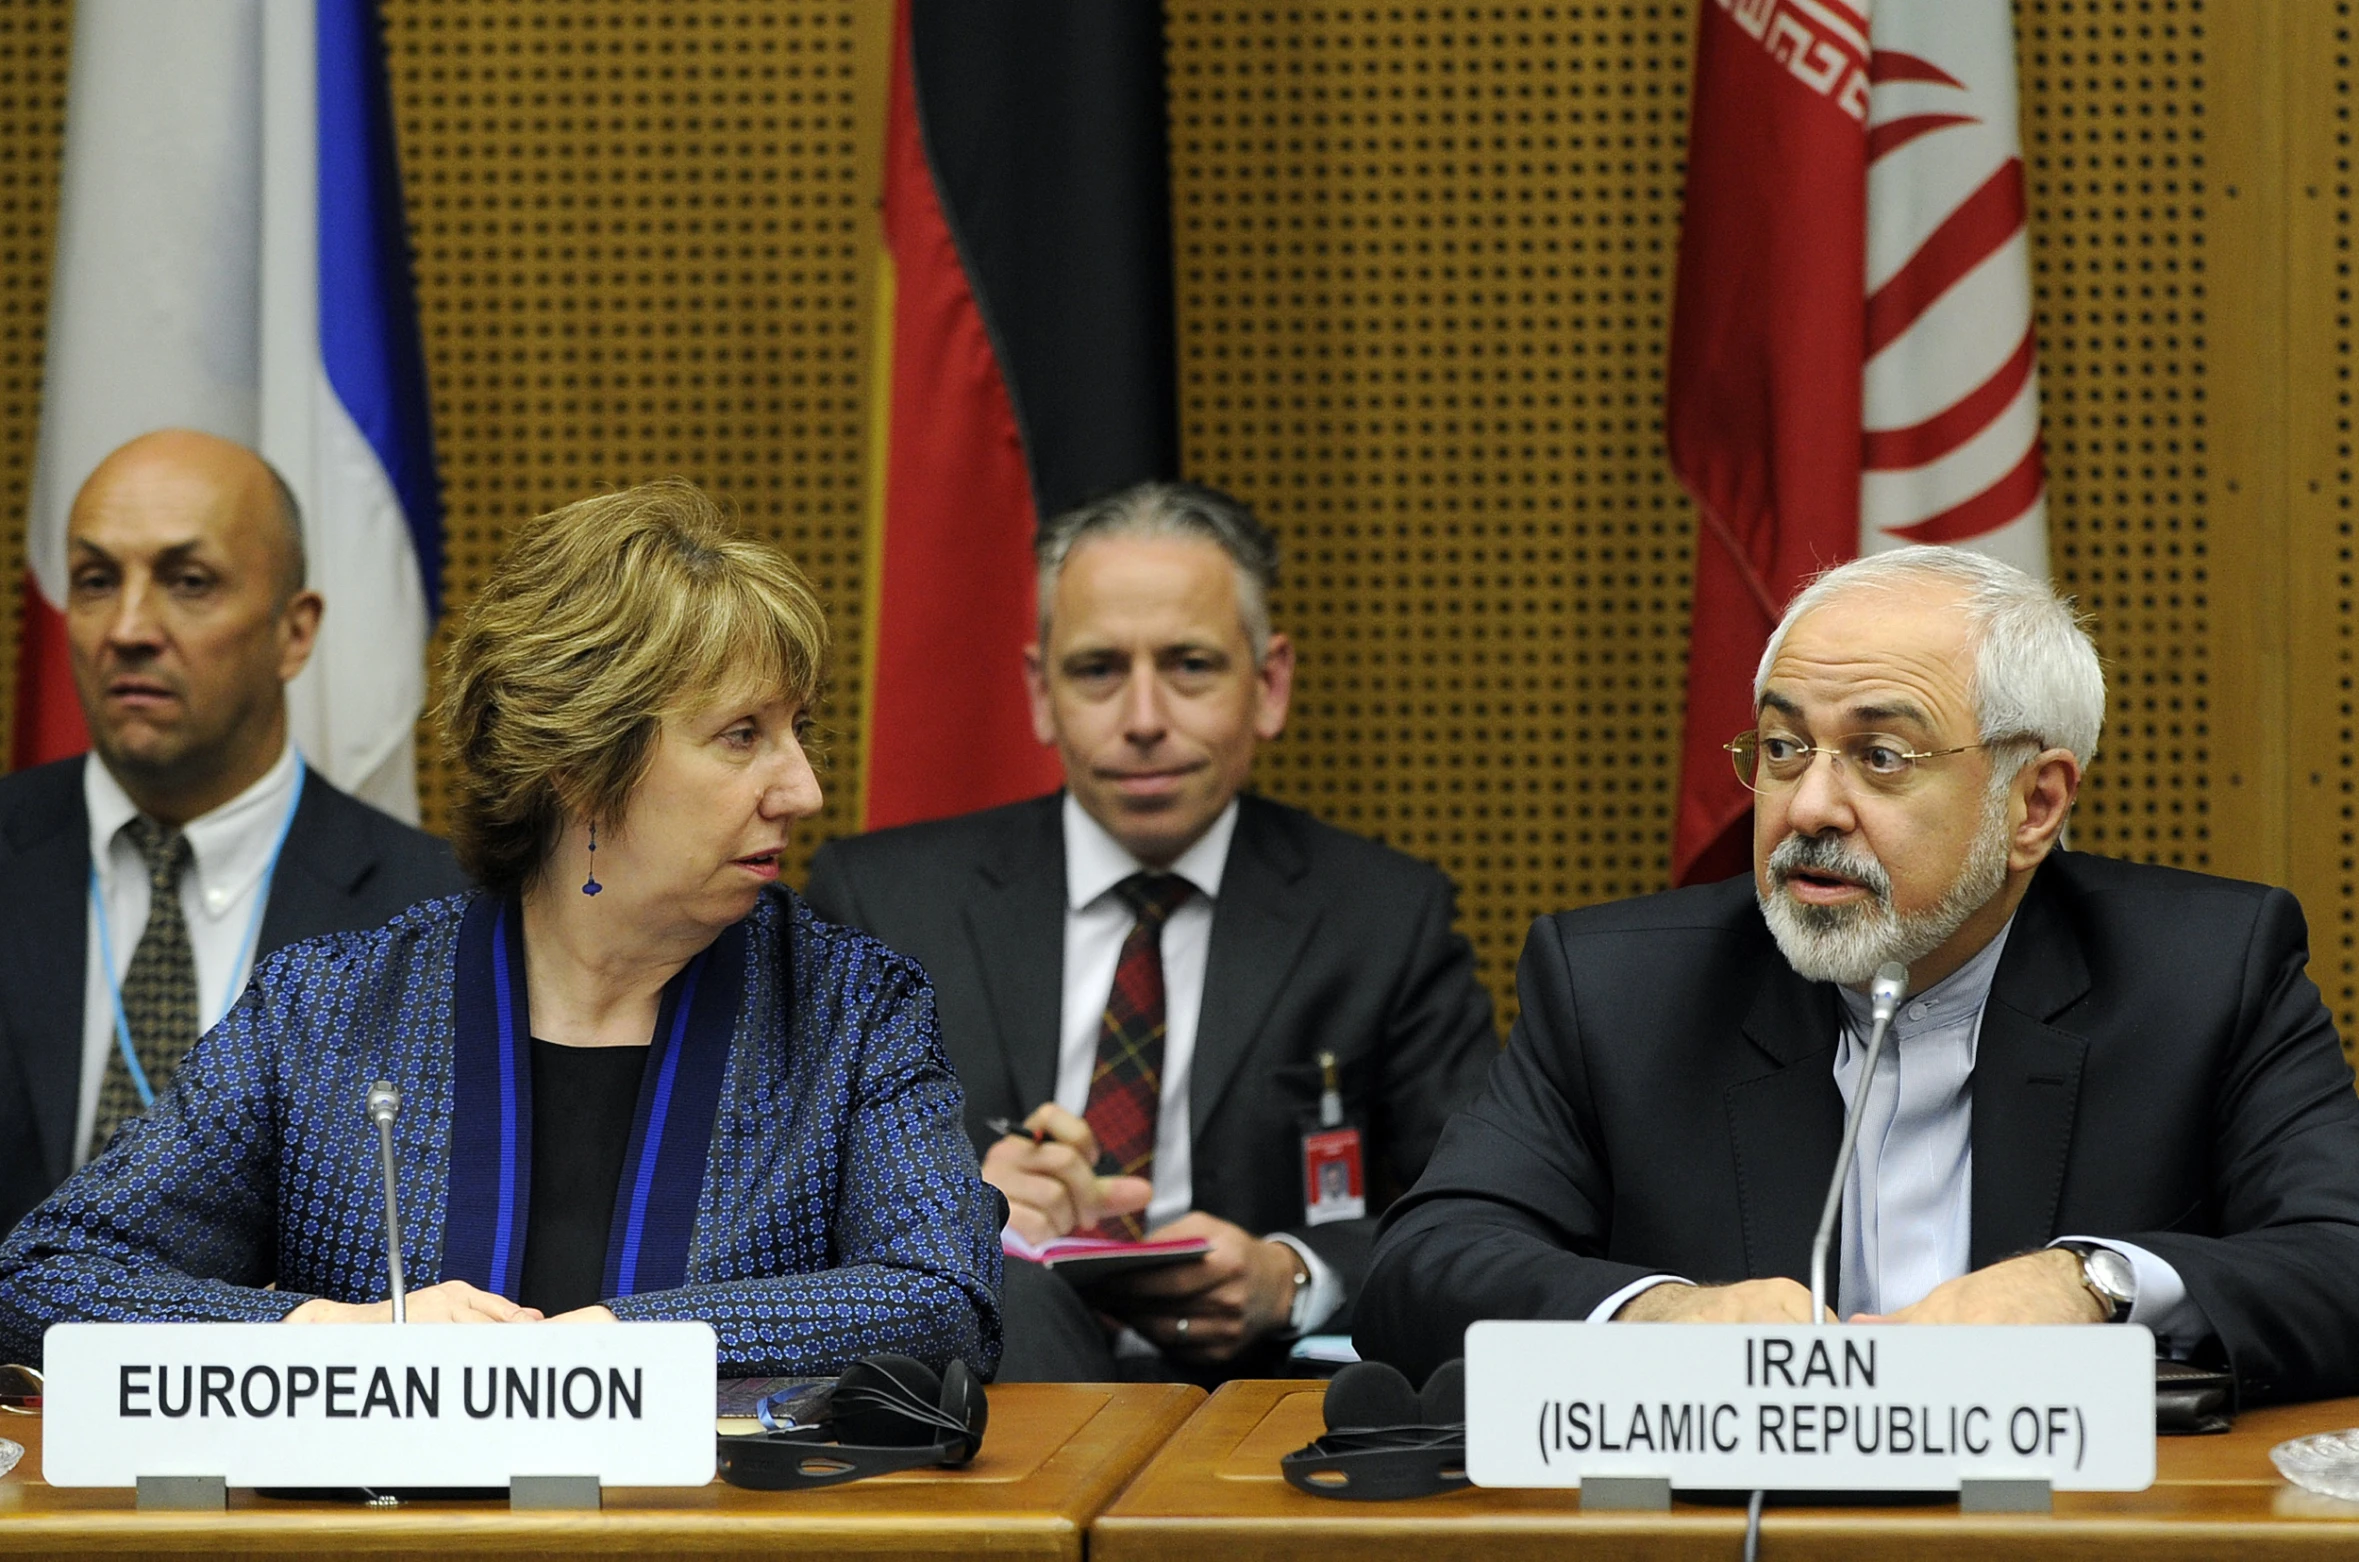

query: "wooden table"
xmin=1093 ymin=1378 xmax=2359 ymax=1561
xmin=0 ymin=1381 xmax=1200 ymax=1560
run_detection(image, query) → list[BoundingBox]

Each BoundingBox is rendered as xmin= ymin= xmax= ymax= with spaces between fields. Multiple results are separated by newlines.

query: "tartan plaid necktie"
xmin=88 ymin=817 xmax=199 ymax=1159
xmin=1079 ymin=871 xmax=1197 ymax=1239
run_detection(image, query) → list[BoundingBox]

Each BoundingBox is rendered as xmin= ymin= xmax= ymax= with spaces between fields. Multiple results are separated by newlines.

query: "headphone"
xmin=717 ymin=1354 xmax=989 ymax=1490
xmin=1280 ymin=1358 xmax=1469 ymax=1502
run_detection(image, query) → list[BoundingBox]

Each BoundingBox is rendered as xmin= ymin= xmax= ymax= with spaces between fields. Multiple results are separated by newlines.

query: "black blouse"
xmin=516 ymin=1039 xmax=648 ymax=1316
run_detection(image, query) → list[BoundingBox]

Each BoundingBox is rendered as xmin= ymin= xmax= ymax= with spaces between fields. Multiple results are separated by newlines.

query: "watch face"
xmin=2084 ymin=1246 xmax=2136 ymax=1306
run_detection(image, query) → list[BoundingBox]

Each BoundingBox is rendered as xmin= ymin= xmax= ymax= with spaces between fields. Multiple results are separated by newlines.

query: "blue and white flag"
xmin=23 ymin=0 xmax=439 ymax=818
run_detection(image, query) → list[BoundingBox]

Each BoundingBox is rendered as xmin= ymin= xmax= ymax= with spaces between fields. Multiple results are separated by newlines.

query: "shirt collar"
xmin=1062 ymin=791 xmax=1239 ymax=913
xmin=85 ymin=742 xmax=303 ymax=921
xmin=1837 ymin=915 xmax=2016 ymax=1040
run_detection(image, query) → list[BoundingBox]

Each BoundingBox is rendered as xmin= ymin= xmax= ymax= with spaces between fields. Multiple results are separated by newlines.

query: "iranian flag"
xmin=15 ymin=0 xmax=440 ymax=819
xmin=1667 ymin=0 xmax=2049 ymax=885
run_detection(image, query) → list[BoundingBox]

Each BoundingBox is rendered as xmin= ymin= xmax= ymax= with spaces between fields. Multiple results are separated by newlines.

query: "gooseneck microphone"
xmin=1808 ymin=962 xmax=1907 ymax=1323
xmin=365 ymin=1080 xmax=407 ymax=1323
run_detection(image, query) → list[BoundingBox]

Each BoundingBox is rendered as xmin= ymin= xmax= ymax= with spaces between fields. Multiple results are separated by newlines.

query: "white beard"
xmin=1756 ymin=787 xmax=2011 ymax=986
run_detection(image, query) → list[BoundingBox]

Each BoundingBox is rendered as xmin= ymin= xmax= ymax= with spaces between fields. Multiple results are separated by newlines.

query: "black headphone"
xmin=717 ymin=1354 xmax=989 ymax=1490
xmin=1280 ymin=1358 xmax=1468 ymax=1502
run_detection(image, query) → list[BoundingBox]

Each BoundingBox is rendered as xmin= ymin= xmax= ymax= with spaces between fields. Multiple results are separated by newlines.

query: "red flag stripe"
xmin=1861 ymin=325 xmax=2038 ymax=471
xmin=1864 ymin=158 xmax=2026 ymax=359
xmin=1870 ymin=50 xmax=1964 ymax=87
xmin=11 ymin=578 xmax=86 ymax=769
xmin=1867 ymin=112 xmax=1978 ymax=163
xmin=1885 ymin=439 xmax=2045 ymax=544
xmin=862 ymin=0 xmax=1061 ymax=830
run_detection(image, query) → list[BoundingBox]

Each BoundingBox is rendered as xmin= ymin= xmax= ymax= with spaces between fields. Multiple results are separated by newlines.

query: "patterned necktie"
xmin=1079 ymin=872 xmax=1197 ymax=1240
xmin=88 ymin=818 xmax=199 ymax=1159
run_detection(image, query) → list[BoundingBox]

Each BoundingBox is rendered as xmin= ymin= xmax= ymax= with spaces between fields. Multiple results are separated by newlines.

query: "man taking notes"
xmin=807 ymin=481 xmax=1496 ymax=1381
xmin=0 ymin=430 xmax=464 ymax=1233
xmin=1360 ymin=546 xmax=2359 ymax=1405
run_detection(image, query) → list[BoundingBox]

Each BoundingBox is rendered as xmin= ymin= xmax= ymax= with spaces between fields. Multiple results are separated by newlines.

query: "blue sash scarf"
xmin=443 ymin=894 xmax=746 ymax=1302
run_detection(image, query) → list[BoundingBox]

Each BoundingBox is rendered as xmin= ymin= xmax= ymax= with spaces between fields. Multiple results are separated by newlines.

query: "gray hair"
xmin=1754 ymin=546 xmax=2106 ymax=768
xmin=1035 ymin=480 xmax=1279 ymax=656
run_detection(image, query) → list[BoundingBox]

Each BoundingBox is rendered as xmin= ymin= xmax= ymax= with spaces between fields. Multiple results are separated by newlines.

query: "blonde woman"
xmin=0 ymin=481 xmax=1002 ymax=1378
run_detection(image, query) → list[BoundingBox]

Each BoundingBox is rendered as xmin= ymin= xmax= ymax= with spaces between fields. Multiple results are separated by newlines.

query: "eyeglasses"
xmin=1725 ymin=730 xmax=1984 ymax=795
xmin=0 ymin=1363 xmax=38 ymax=1414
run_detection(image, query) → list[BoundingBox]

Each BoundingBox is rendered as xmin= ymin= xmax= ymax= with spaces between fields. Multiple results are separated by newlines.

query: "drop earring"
xmin=582 ymin=818 xmax=603 ymax=896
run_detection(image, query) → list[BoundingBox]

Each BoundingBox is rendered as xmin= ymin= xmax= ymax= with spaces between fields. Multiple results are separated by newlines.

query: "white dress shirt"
xmin=1055 ymin=794 xmax=1342 ymax=1334
xmin=1590 ymin=918 xmax=2209 ymax=1354
xmin=78 ymin=743 xmax=303 ymax=1164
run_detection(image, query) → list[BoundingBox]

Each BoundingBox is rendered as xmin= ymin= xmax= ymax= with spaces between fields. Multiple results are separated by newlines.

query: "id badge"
xmin=1301 ymin=1125 xmax=1366 ymax=1225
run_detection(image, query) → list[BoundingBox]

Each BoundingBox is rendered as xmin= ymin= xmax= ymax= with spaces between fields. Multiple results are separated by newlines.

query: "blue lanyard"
xmin=86 ymin=755 xmax=308 ymax=1109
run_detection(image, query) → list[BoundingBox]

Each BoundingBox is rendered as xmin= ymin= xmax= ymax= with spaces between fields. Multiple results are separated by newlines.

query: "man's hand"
xmin=1855 ymin=1249 xmax=2107 ymax=1325
xmin=1093 ymin=1212 xmax=1305 ymax=1363
xmin=1613 ymin=1278 xmax=1831 ymax=1324
xmin=283 ymin=1280 xmax=542 ymax=1324
xmin=981 ymin=1103 xmax=1153 ymax=1246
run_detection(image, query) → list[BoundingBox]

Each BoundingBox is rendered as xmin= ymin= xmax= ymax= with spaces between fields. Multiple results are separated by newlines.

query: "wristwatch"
xmin=2055 ymin=1241 xmax=2136 ymax=1323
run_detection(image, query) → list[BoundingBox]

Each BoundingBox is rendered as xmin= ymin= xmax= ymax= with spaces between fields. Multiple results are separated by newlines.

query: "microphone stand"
xmin=1808 ymin=963 xmax=1907 ymax=1323
xmin=365 ymin=1081 xmax=407 ymax=1323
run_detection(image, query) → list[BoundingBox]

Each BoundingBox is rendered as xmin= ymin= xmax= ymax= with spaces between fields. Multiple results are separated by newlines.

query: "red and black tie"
xmin=1080 ymin=872 xmax=1197 ymax=1239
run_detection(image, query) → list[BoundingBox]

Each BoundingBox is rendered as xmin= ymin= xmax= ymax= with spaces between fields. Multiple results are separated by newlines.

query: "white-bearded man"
xmin=1358 ymin=546 xmax=2359 ymax=1408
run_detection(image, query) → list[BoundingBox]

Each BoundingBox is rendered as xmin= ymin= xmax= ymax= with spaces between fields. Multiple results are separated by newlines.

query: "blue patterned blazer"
xmin=0 ymin=888 xmax=1003 ymax=1377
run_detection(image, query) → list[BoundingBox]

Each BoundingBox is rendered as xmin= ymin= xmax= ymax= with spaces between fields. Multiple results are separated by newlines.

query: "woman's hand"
xmin=282 ymin=1280 xmax=544 ymax=1324
xmin=548 ymin=1305 xmax=619 ymax=1324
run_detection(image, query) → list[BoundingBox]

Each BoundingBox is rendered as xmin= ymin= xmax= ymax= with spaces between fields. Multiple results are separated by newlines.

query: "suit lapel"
xmin=1725 ymin=958 xmax=1845 ymax=1283
xmin=1969 ymin=865 xmax=2093 ymax=1268
xmin=0 ymin=765 xmax=95 ymax=1185
xmin=255 ymin=777 xmax=376 ymax=959
xmin=1191 ymin=798 xmax=1315 ymax=1142
xmin=961 ymin=798 xmax=1068 ymax=1112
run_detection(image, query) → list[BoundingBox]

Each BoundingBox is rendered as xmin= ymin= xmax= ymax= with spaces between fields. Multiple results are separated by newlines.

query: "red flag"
xmin=1666 ymin=0 xmax=1871 ymax=884
xmin=1667 ymin=1 xmax=2047 ymax=885
xmin=861 ymin=0 xmax=1177 ymax=830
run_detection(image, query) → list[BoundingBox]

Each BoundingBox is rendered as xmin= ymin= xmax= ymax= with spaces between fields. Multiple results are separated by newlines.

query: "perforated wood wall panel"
xmin=383 ymin=0 xmax=872 ymax=865
xmin=0 ymin=3 xmax=2332 ymax=1045
xmin=2019 ymin=1 xmax=2216 ymax=871
xmin=1165 ymin=4 xmax=1698 ymax=1018
xmin=0 ymin=0 xmax=69 ymax=764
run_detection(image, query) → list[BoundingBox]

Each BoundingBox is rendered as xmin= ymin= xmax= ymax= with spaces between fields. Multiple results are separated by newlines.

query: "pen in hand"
xmin=986 ymin=1114 xmax=1120 ymax=1176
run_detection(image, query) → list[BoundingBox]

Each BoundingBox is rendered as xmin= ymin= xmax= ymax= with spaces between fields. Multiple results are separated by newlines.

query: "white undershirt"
xmin=1054 ymin=793 xmax=1233 ymax=1231
xmin=77 ymin=743 xmax=301 ymax=1163
xmin=1053 ymin=794 xmax=1341 ymax=1335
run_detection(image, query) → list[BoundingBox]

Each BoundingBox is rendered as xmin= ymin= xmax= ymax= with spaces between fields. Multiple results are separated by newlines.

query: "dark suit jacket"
xmin=0 ymin=756 xmax=467 ymax=1233
xmin=804 ymin=792 xmax=1498 ymax=1330
xmin=1357 ymin=851 xmax=2359 ymax=1405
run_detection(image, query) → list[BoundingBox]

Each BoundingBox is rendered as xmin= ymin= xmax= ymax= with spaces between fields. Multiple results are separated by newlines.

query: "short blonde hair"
xmin=439 ymin=478 xmax=828 ymax=894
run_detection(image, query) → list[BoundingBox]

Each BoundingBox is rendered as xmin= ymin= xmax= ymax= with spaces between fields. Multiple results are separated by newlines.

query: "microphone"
xmin=1808 ymin=962 xmax=1906 ymax=1323
xmin=365 ymin=1080 xmax=407 ymax=1323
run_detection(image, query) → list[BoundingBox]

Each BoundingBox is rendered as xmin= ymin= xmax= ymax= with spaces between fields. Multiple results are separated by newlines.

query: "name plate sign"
xmin=43 ymin=1322 xmax=717 ymax=1488
xmin=1465 ymin=1321 xmax=2155 ymax=1492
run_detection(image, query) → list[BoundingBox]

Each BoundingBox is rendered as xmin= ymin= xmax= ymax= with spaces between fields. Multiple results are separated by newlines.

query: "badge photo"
xmin=1302 ymin=1125 xmax=1366 ymax=1225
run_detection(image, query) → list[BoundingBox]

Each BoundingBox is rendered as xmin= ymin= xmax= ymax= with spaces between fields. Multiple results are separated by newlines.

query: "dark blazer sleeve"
xmin=2118 ymin=888 xmax=2359 ymax=1405
xmin=801 ymin=839 xmax=863 ymax=928
xmin=0 ymin=966 xmax=310 ymax=1360
xmin=1354 ymin=914 xmax=1659 ymax=1382
xmin=1271 ymin=863 xmax=1495 ymax=1315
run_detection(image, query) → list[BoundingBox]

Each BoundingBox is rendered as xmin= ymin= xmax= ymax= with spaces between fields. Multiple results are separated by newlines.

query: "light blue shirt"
xmin=1594 ymin=920 xmax=2212 ymax=1354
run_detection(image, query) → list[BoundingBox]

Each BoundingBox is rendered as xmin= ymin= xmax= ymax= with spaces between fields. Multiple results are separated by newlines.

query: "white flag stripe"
xmin=27 ymin=0 xmax=266 ymax=603
xmin=1863 ymin=132 xmax=2016 ymax=294
xmin=24 ymin=0 xmax=430 ymax=821
xmin=1859 ymin=0 xmax=2048 ymax=577
xmin=1861 ymin=372 xmax=2041 ymax=529
xmin=1863 ymin=233 xmax=2033 ymax=425
xmin=282 ymin=366 xmax=429 ymax=818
